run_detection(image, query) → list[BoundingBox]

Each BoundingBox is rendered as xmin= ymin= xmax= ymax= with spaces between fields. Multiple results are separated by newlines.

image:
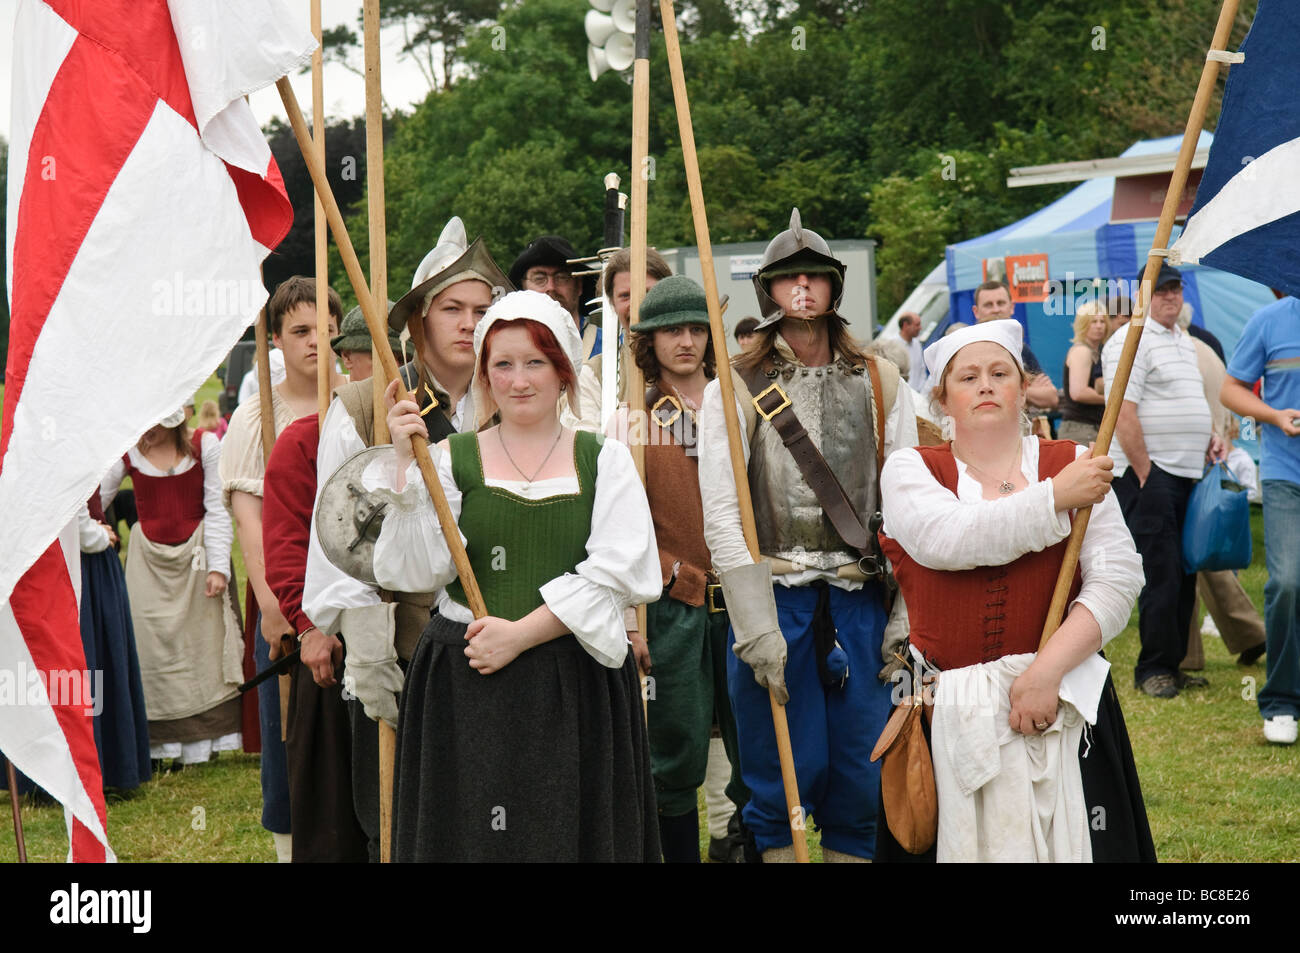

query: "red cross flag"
xmin=2 ymin=0 xmax=314 ymax=861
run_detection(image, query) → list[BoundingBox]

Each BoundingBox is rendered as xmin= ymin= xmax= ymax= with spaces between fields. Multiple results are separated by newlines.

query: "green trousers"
xmin=645 ymin=595 xmax=748 ymax=816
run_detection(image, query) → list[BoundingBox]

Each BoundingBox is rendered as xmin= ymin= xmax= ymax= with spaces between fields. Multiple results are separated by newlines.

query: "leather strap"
xmin=646 ymin=382 xmax=698 ymax=454
xmin=867 ymin=356 xmax=885 ymax=478
xmin=738 ymin=361 xmax=875 ymax=560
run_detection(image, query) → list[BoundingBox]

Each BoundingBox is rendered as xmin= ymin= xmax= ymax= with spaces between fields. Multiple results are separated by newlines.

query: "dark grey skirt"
xmin=393 ymin=612 xmax=660 ymax=862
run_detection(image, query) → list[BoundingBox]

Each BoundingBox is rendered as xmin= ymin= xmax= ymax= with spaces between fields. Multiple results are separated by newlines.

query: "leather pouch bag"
xmin=870 ymin=668 xmax=937 ymax=855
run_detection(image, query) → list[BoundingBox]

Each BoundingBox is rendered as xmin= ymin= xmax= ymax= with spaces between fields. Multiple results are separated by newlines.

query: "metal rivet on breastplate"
xmin=802 ymin=369 xmax=810 ymax=376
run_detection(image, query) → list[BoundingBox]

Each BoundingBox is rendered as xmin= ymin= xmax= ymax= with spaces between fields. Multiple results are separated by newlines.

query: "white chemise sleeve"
xmin=99 ymin=457 xmax=127 ymax=512
xmin=200 ymin=431 xmax=233 ymax=580
xmin=880 ymin=447 xmax=1070 ymax=570
xmin=369 ymin=441 xmax=464 ymax=596
xmin=538 ymin=437 xmax=660 ymax=668
xmin=78 ymin=504 xmax=111 ymax=554
xmin=697 ymin=376 xmax=754 ymax=574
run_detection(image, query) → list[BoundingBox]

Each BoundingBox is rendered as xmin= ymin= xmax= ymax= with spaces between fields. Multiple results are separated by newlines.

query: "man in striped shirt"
xmin=1103 ymin=263 xmax=1225 ymax=699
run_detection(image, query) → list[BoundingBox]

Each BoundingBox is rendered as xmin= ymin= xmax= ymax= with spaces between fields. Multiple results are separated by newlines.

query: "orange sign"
xmin=1006 ymin=253 xmax=1050 ymax=303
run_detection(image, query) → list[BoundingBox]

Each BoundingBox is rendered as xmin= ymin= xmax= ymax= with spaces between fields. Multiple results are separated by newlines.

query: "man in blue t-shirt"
xmin=1222 ymin=296 xmax=1300 ymax=745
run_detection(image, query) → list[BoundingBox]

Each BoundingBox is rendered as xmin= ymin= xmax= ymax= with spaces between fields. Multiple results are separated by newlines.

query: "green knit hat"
xmin=331 ymin=302 xmax=401 ymax=355
xmin=633 ymin=275 xmax=711 ymax=333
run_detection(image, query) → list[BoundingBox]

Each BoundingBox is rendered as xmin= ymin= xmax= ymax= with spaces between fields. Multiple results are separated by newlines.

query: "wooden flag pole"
xmin=5 ymin=757 xmax=27 ymax=863
xmin=659 ymin=0 xmax=808 ymax=862
xmin=312 ymin=0 xmax=330 ymax=428
xmin=277 ymin=76 xmax=489 ymax=623
xmin=362 ymin=0 xmax=396 ymax=865
xmin=1039 ymin=0 xmax=1242 ymax=648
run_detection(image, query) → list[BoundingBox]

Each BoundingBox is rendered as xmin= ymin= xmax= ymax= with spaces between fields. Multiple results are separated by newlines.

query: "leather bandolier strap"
xmin=737 ymin=358 xmax=886 ymax=574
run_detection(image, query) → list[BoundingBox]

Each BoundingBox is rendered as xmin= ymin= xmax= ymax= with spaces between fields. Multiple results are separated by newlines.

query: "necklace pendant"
xmin=998 ymin=480 xmax=1014 ymax=494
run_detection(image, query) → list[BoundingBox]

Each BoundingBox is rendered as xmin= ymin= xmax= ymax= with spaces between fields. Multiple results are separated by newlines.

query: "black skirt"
xmin=876 ymin=671 xmax=1157 ymax=862
xmin=393 ymin=613 xmax=660 ymax=862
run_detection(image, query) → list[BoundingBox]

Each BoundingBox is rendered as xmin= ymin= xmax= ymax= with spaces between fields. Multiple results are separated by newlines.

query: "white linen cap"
xmin=471 ymin=290 xmax=584 ymax=429
xmin=923 ymin=318 xmax=1025 ymax=388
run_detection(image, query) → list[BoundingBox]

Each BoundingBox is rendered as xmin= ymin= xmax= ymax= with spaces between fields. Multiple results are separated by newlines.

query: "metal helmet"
xmin=752 ymin=208 xmax=846 ymax=326
xmin=314 ymin=446 xmax=394 ymax=586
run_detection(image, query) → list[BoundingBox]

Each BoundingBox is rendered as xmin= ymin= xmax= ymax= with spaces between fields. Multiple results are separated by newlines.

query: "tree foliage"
xmin=262 ymin=0 xmax=1259 ymax=316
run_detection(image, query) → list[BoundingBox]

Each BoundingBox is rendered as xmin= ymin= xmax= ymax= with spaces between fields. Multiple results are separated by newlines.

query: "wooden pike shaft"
xmin=1039 ymin=0 xmax=1242 ymax=648
xmin=364 ymin=0 xmax=390 ymax=447
xmin=312 ymin=0 xmax=329 ymax=428
xmin=629 ymin=0 xmax=651 ymax=677
xmin=659 ymin=0 xmax=808 ymax=862
xmin=362 ymin=0 xmax=395 ymax=865
xmin=277 ymin=76 xmax=489 ymax=621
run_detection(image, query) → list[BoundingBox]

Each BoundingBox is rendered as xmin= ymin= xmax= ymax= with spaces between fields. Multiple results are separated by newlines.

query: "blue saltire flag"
xmin=1173 ymin=0 xmax=1300 ymax=296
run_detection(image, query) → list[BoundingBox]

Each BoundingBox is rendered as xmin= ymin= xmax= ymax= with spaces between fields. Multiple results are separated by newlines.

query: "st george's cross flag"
xmin=2 ymin=0 xmax=314 ymax=860
xmin=1172 ymin=0 xmax=1300 ymax=295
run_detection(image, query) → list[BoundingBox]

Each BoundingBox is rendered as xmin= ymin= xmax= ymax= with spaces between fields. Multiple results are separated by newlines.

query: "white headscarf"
xmin=471 ymin=290 xmax=584 ymax=429
xmin=923 ymin=318 xmax=1025 ymax=387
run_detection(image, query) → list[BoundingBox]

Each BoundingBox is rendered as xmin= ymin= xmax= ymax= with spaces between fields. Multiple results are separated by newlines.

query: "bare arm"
xmin=1221 ymin=375 xmax=1300 ymax=437
xmin=1026 ymin=373 xmax=1060 ymax=410
xmin=1114 ymin=400 xmax=1151 ymax=485
xmin=1066 ymin=347 xmax=1105 ymax=405
xmin=230 ymin=490 xmax=294 ymax=654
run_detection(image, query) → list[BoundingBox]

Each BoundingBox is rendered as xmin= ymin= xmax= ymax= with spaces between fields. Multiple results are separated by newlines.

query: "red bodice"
xmin=879 ymin=439 xmax=1083 ymax=670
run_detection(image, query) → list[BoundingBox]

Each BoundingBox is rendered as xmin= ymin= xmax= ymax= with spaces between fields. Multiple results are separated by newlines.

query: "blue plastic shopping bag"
xmin=1182 ymin=461 xmax=1252 ymax=574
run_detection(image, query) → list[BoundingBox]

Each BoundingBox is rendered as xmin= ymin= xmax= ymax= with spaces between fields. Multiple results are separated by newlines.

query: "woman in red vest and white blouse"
xmin=877 ymin=319 xmax=1155 ymax=863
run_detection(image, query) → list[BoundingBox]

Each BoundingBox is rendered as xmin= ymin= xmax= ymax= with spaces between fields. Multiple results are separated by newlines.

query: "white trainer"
xmin=1263 ymin=715 xmax=1298 ymax=745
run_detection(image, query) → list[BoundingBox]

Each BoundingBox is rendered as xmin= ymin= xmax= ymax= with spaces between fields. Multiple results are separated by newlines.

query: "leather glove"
xmin=720 ymin=561 xmax=788 ymax=704
xmin=339 ymin=603 xmax=402 ymax=728
xmin=878 ymin=590 xmax=910 ymax=682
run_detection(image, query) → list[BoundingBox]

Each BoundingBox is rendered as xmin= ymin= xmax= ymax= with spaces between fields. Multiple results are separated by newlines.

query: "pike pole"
xmin=362 ymin=0 xmax=397 ymax=864
xmin=659 ymin=0 xmax=809 ymax=861
xmin=627 ymin=0 xmax=651 ymax=708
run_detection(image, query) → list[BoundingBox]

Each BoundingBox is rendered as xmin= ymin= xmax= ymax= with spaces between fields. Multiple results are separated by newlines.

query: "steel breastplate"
xmin=748 ymin=356 xmax=879 ymax=570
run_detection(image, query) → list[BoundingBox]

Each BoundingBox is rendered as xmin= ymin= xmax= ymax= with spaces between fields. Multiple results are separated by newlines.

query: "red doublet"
xmin=262 ymin=415 xmax=320 ymax=635
xmin=879 ymin=439 xmax=1082 ymax=671
xmin=123 ymin=430 xmax=206 ymax=544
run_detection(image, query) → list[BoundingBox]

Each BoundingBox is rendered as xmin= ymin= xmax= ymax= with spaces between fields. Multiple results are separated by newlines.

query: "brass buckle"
xmin=651 ymin=393 xmax=683 ymax=428
xmin=706 ymin=583 xmax=725 ymax=614
xmin=753 ymin=382 xmax=791 ymax=421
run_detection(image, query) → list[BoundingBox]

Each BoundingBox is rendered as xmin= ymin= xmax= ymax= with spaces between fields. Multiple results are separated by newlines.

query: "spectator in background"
xmin=1221 ymin=295 xmax=1300 ymax=745
xmin=196 ymin=399 xmax=227 ymax=440
xmin=1104 ymin=262 xmax=1224 ymax=699
xmin=964 ymin=280 xmax=1059 ymax=411
xmin=1058 ymin=302 xmax=1108 ymax=445
xmin=1177 ymin=310 xmax=1265 ymax=676
xmin=893 ymin=311 xmax=925 ymax=391
xmin=733 ymin=316 xmax=759 ymax=351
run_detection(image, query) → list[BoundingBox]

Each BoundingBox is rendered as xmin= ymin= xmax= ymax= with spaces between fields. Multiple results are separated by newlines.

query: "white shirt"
xmin=238 ymin=348 xmax=285 ymax=407
xmin=1102 ymin=319 xmax=1212 ymax=479
xmin=100 ymin=431 xmax=233 ymax=580
xmin=899 ymin=333 xmax=925 ymax=390
xmin=369 ymin=436 xmax=661 ymax=668
xmin=879 ymin=436 xmax=1143 ymax=647
xmin=697 ymin=336 xmax=920 ymax=588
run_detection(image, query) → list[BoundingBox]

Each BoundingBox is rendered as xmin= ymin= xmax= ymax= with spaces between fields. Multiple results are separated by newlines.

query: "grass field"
xmin=0 ymin=377 xmax=1294 ymax=861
